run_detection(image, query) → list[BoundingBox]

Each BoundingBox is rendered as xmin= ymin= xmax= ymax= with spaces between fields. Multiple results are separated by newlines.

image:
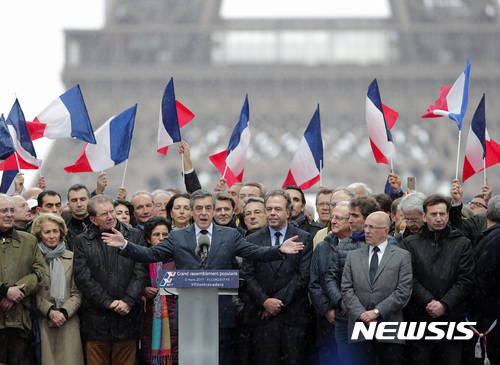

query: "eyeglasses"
xmin=331 ymin=215 xmax=349 ymax=221
xmin=468 ymin=201 xmax=487 ymax=209
xmin=97 ymin=209 xmax=115 ymax=218
xmin=317 ymin=202 xmax=330 ymax=208
xmin=0 ymin=208 xmax=14 ymax=215
xmin=363 ymin=225 xmax=387 ymax=230
xmin=403 ymin=217 xmax=421 ymax=223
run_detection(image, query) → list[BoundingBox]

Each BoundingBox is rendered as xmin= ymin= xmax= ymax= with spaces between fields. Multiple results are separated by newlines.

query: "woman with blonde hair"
xmin=33 ymin=213 xmax=84 ymax=365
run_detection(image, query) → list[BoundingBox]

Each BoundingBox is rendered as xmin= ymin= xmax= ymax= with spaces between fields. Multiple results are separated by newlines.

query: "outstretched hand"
xmin=102 ymin=227 xmax=126 ymax=248
xmin=279 ymin=235 xmax=304 ymax=254
xmin=450 ymin=179 xmax=463 ymax=205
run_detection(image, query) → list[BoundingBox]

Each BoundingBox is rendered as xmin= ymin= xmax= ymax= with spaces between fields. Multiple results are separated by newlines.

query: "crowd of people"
xmin=0 ymin=141 xmax=499 ymax=365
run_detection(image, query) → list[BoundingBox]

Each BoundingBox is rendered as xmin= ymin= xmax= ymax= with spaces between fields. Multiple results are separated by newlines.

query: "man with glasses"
xmin=394 ymin=192 xmax=427 ymax=243
xmin=324 ymin=195 xmax=383 ymax=364
xmin=342 ymin=211 xmax=412 ymax=365
xmin=0 ymin=194 xmax=45 ymax=364
xmin=243 ymin=197 xmax=267 ymax=235
xmin=400 ymin=194 xmax=474 ymax=365
xmin=309 ymin=201 xmax=351 ymax=364
xmin=73 ymin=195 xmax=147 ymax=365
xmin=315 ymin=188 xmax=334 ymax=227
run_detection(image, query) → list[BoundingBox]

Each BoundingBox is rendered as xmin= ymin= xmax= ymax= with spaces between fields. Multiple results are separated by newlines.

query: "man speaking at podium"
xmin=103 ymin=189 xmax=305 ymax=365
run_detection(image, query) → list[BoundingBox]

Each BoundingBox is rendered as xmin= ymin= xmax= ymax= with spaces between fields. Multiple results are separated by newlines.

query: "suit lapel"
xmin=205 ymin=225 xmax=222 ymax=268
xmin=185 ymin=226 xmax=200 ymax=263
xmin=373 ymin=245 xmax=395 ymax=283
xmin=359 ymin=245 xmax=371 ymax=284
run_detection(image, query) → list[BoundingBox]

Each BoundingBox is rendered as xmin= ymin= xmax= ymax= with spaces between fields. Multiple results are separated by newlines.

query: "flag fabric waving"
xmin=282 ymin=104 xmax=323 ymax=190
xmin=0 ymin=114 xmax=16 ymax=164
xmin=0 ymin=100 xmax=40 ymax=171
xmin=366 ymin=79 xmax=396 ymax=165
xmin=157 ymin=78 xmax=195 ymax=155
xmin=27 ymin=85 xmax=96 ymax=143
xmin=422 ymin=58 xmax=471 ymax=130
xmin=462 ymin=94 xmax=500 ymax=182
xmin=0 ymin=169 xmax=18 ymax=194
xmin=64 ymin=104 xmax=137 ymax=173
xmin=209 ymin=95 xmax=251 ymax=188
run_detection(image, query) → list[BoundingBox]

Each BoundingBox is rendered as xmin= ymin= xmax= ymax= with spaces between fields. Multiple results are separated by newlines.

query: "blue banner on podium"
xmin=158 ymin=270 xmax=239 ymax=289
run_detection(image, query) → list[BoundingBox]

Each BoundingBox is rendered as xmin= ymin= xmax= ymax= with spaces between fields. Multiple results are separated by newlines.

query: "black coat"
xmin=401 ymin=223 xmax=474 ymax=323
xmin=73 ymin=221 xmax=148 ymax=341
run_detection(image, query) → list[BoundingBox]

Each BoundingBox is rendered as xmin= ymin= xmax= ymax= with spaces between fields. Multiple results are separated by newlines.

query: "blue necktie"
xmin=369 ymin=246 xmax=380 ymax=284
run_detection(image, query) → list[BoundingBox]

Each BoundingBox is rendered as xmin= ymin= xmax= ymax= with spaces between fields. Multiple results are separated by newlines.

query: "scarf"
xmin=352 ymin=231 xmax=366 ymax=242
xmin=150 ymin=262 xmax=172 ymax=365
xmin=38 ymin=242 xmax=66 ymax=308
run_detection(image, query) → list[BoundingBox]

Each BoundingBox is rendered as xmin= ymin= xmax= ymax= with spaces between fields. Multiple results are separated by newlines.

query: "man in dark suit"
xmin=103 ymin=189 xmax=304 ymax=365
xmin=341 ymin=212 xmax=412 ymax=365
xmin=242 ymin=189 xmax=314 ymax=365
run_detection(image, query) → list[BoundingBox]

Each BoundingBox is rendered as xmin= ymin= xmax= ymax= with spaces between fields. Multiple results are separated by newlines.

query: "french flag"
xmin=0 ymin=114 xmax=16 ymax=164
xmin=282 ymin=104 xmax=323 ymax=190
xmin=462 ymin=94 xmax=500 ymax=182
xmin=27 ymin=85 xmax=96 ymax=143
xmin=422 ymin=58 xmax=471 ymax=130
xmin=209 ymin=95 xmax=251 ymax=188
xmin=64 ymin=104 xmax=137 ymax=173
xmin=157 ymin=78 xmax=194 ymax=155
xmin=366 ymin=79 xmax=395 ymax=165
xmin=0 ymin=169 xmax=18 ymax=194
xmin=0 ymin=100 xmax=40 ymax=171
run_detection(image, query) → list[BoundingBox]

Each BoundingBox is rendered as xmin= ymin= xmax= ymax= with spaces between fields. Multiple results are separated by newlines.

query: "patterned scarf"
xmin=150 ymin=262 xmax=172 ymax=365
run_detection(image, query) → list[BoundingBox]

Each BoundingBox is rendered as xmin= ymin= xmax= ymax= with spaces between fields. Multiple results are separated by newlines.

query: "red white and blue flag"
xmin=157 ymin=78 xmax=194 ymax=155
xmin=422 ymin=58 xmax=471 ymax=130
xmin=0 ymin=169 xmax=18 ymax=194
xmin=366 ymin=79 xmax=396 ymax=165
xmin=209 ymin=95 xmax=251 ymax=188
xmin=0 ymin=100 xmax=40 ymax=171
xmin=462 ymin=94 xmax=500 ymax=182
xmin=282 ymin=104 xmax=323 ymax=190
xmin=64 ymin=104 xmax=137 ymax=173
xmin=0 ymin=114 xmax=16 ymax=164
xmin=27 ymin=85 xmax=96 ymax=143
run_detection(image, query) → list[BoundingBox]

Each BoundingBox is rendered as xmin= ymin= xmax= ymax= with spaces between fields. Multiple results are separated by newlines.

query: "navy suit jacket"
xmin=121 ymin=223 xmax=283 ymax=328
xmin=242 ymin=224 xmax=314 ymax=326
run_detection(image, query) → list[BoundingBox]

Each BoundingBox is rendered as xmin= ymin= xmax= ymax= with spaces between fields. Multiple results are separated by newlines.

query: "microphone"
xmin=195 ymin=234 xmax=210 ymax=269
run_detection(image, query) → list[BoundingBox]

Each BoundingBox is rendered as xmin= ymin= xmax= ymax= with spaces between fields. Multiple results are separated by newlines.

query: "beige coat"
xmin=36 ymin=249 xmax=84 ymax=365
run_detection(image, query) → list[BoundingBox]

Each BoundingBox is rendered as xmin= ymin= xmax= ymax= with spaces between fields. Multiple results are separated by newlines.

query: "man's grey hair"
xmin=264 ymin=189 xmax=293 ymax=213
xmin=488 ymin=195 xmax=500 ymax=223
xmin=131 ymin=190 xmax=153 ymax=202
xmin=400 ymin=192 xmax=426 ymax=213
xmin=0 ymin=194 xmax=15 ymax=210
xmin=152 ymin=189 xmax=171 ymax=198
xmin=190 ymin=190 xmax=216 ymax=209
xmin=243 ymin=196 xmax=265 ymax=212
xmin=88 ymin=195 xmax=114 ymax=217
xmin=347 ymin=182 xmax=372 ymax=196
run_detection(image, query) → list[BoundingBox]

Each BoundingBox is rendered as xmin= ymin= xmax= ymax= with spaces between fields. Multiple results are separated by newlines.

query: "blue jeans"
xmin=335 ymin=321 xmax=354 ymax=365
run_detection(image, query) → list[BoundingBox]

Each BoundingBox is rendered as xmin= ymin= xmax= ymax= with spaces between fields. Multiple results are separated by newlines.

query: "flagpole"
xmin=37 ymin=160 xmax=42 ymax=178
xmin=121 ymin=159 xmax=129 ymax=187
xmin=483 ymin=158 xmax=487 ymax=186
xmin=389 ymin=155 xmax=394 ymax=172
xmin=14 ymin=153 xmax=20 ymax=171
xmin=222 ymin=164 xmax=228 ymax=179
xmin=455 ymin=130 xmax=462 ymax=180
xmin=181 ymin=153 xmax=185 ymax=186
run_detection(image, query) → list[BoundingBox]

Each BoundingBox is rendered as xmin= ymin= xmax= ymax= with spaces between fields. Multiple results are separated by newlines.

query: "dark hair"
xmin=423 ymin=194 xmax=451 ymax=213
xmin=374 ymin=193 xmax=392 ymax=213
xmin=264 ymin=189 xmax=293 ymax=213
xmin=37 ymin=190 xmax=61 ymax=208
xmin=166 ymin=193 xmax=191 ymax=221
xmin=285 ymin=185 xmax=306 ymax=204
xmin=114 ymin=199 xmax=136 ymax=226
xmin=67 ymin=184 xmax=90 ymax=201
xmin=215 ymin=192 xmax=236 ymax=209
xmin=349 ymin=196 xmax=380 ymax=219
xmin=144 ymin=216 xmax=172 ymax=243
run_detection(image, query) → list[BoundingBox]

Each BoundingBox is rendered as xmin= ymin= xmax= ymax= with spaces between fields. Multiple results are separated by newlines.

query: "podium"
xmin=158 ymin=270 xmax=239 ymax=365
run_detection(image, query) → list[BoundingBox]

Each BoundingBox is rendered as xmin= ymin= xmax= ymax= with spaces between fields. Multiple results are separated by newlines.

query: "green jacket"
xmin=0 ymin=229 xmax=45 ymax=335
